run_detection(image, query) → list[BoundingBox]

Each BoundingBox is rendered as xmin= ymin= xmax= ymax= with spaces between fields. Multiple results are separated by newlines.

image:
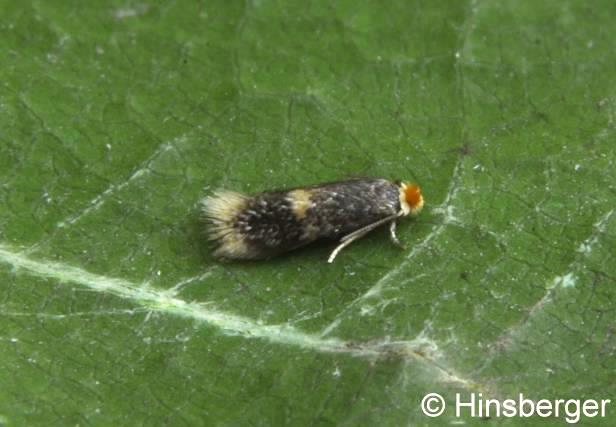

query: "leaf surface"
xmin=1 ymin=1 xmax=614 ymax=425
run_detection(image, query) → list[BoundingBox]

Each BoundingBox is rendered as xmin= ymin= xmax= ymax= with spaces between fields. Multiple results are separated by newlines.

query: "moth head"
xmin=398 ymin=182 xmax=424 ymax=216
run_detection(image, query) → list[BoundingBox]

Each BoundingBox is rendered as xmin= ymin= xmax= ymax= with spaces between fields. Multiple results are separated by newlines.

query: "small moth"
xmin=202 ymin=178 xmax=424 ymax=263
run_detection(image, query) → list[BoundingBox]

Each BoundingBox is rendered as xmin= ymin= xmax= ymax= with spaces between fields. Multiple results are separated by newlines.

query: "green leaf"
xmin=1 ymin=0 xmax=614 ymax=425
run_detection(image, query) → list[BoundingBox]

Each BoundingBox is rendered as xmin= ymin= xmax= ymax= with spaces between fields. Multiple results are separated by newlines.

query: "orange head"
xmin=399 ymin=182 xmax=424 ymax=215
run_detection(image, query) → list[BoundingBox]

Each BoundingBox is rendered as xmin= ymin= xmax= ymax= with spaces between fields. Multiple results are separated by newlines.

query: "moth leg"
xmin=339 ymin=214 xmax=400 ymax=243
xmin=328 ymin=214 xmax=400 ymax=263
xmin=389 ymin=220 xmax=406 ymax=249
xmin=328 ymin=230 xmax=371 ymax=263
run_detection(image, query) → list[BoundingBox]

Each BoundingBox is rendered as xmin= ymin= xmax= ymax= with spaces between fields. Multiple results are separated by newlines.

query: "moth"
xmin=202 ymin=178 xmax=424 ymax=263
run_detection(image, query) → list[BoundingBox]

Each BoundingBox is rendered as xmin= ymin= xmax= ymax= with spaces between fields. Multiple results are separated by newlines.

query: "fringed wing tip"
xmin=200 ymin=190 xmax=247 ymax=219
xmin=200 ymin=190 xmax=249 ymax=245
